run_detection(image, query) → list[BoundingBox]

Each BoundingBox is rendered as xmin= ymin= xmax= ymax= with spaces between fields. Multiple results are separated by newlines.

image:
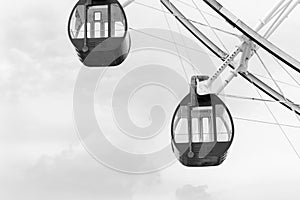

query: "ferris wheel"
xmin=68 ymin=0 xmax=300 ymax=167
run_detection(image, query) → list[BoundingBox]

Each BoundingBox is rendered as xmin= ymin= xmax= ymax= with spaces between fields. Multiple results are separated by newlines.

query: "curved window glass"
xmin=69 ymin=3 xmax=126 ymax=39
xmin=173 ymin=106 xmax=189 ymax=143
xmin=111 ymin=3 xmax=126 ymax=37
xmin=69 ymin=5 xmax=85 ymax=39
xmin=215 ymin=104 xmax=233 ymax=142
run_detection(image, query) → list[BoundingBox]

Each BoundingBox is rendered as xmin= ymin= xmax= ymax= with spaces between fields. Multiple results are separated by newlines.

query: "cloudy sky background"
xmin=1 ymin=0 xmax=300 ymax=199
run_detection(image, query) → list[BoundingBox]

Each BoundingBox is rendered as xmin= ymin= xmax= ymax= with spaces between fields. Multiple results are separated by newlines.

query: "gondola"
xmin=171 ymin=76 xmax=234 ymax=167
xmin=68 ymin=0 xmax=131 ymax=67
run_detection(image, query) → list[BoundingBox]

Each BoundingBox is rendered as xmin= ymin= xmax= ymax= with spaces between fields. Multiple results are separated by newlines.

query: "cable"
xmin=252 ymin=73 xmax=300 ymax=89
xmin=191 ymin=0 xmax=229 ymax=53
xmin=219 ymin=93 xmax=300 ymax=106
xmin=127 ymin=27 xmax=218 ymax=58
xmin=104 ymin=21 xmax=221 ymax=60
xmin=133 ymin=1 xmax=240 ymax=37
xmin=255 ymin=52 xmax=286 ymax=96
xmin=256 ymin=51 xmax=300 ymax=122
xmin=253 ymin=87 xmax=300 ymax=160
xmin=255 ymin=51 xmax=293 ymax=106
xmin=172 ymin=4 xmax=200 ymax=75
xmin=234 ymin=116 xmax=300 ymax=129
xmin=173 ymin=0 xmax=223 ymax=20
xmin=161 ymin=4 xmax=190 ymax=83
xmin=273 ymin=57 xmax=300 ymax=87
xmin=271 ymin=57 xmax=300 ymax=122
xmin=249 ymin=55 xmax=300 ymax=159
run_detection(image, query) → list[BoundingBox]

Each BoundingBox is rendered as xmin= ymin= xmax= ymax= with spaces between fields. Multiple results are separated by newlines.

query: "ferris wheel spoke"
xmin=272 ymin=56 xmax=300 ymax=87
xmin=161 ymin=4 xmax=190 ymax=82
xmin=171 ymin=6 xmax=199 ymax=75
xmin=126 ymin=26 xmax=219 ymax=58
xmin=255 ymin=51 xmax=300 ymax=123
xmin=234 ymin=116 xmax=300 ymax=129
xmin=252 ymin=85 xmax=300 ymax=160
xmin=252 ymin=73 xmax=300 ymax=89
xmin=191 ymin=0 xmax=229 ymax=53
xmin=132 ymin=1 xmax=239 ymax=37
xmin=174 ymin=0 xmax=223 ymax=20
xmin=219 ymin=93 xmax=300 ymax=106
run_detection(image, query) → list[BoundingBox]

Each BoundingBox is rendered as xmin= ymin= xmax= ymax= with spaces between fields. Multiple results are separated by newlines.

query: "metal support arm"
xmin=214 ymin=41 xmax=254 ymax=94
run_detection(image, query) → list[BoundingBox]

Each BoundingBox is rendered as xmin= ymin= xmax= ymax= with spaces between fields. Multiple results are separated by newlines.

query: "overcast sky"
xmin=1 ymin=0 xmax=300 ymax=199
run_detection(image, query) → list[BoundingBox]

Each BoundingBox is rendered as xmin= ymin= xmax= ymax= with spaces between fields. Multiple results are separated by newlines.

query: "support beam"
xmin=254 ymin=0 xmax=286 ymax=32
xmin=264 ymin=0 xmax=299 ymax=38
xmin=203 ymin=0 xmax=300 ymax=74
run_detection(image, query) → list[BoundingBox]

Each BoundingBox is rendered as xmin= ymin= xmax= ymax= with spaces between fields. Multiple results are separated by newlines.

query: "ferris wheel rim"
xmin=202 ymin=0 xmax=300 ymax=73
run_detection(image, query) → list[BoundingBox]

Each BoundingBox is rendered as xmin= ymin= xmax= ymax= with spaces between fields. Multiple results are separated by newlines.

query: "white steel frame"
xmin=161 ymin=0 xmax=300 ymax=114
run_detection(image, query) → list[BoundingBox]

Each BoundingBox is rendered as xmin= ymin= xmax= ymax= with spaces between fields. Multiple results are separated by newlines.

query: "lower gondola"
xmin=171 ymin=76 xmax=234 ymax=167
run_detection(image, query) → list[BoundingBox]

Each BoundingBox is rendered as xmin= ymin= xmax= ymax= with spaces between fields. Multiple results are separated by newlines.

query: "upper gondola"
xmin=68 ymin=0 xmax=131 ymax=67
xmin=171 ymin=76 xmax=234 ymax=167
